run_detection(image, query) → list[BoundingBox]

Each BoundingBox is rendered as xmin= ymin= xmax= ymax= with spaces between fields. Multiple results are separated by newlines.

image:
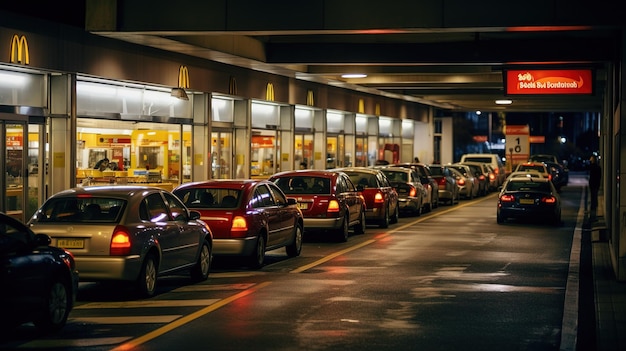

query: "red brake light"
xmin=437 ymin=177 xmax=446 ymax=186
xmin=457 ymin=178 xmax=466 ymax=186
xmin=542 ymin=196 xmax=557 ymax=204
xmin=374 ymin=192 xmax=384 ymax=203
xmin=409 ymin=186 xmax=417 ymax=197
xmin=110 ymin=225 xmax=131 ymax=255
xmin=231 ymin=216 xmax=248 ymax=231
xmin=478 ymin=175 xmax=486 ymax=181
xmin=489 ymin=173 xmax=496 ymax=181
xmin=327 ymin=199 xmax=340 ymax=212
xmin=500 ymin=194 xmax=515 ymax=202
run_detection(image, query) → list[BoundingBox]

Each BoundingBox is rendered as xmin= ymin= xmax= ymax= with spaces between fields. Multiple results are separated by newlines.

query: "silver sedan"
xmin=28 ymin=186 xmax=213 ymax=297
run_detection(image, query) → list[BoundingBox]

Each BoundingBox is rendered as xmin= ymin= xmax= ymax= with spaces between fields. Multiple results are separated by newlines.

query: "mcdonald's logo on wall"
xmin=10 ymin=34 xmax=29 ymax=65
xmin=306 ymin=90 xmax=314 ymax=106
xmin=358 ymin=99 xmax=365 ymax=114
xmin=266 ymin=83 xmax=275 ymax=101
xmin=178 ymin=65 xmax=189 ymax=89
xmin=375 ymin=103 xmax=381 ymax=116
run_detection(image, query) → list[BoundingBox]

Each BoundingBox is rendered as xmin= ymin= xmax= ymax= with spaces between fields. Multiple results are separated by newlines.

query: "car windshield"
xmin=449 ymin=166 xmax=469 ymax=177
xmin=32 ymin=197 xmax=126 ymax=223
xmin=273 ymin=176 xmax=331 ymax=195
xmin=174 ymin=188 xmax=242 ymax=208
xmin=506 ymin=181 xmax=551 ymax=192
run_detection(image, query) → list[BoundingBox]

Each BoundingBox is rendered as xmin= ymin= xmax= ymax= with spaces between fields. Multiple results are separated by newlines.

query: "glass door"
xmin=295 ymin=133 xmax=313 ymax=169
xmin=211 ymin=130 xmax=233 ymax=179
xmin=326 ymin=134 xmax=345 ymax=169
xmin=1 ymin=119 xmax=27 ymax=222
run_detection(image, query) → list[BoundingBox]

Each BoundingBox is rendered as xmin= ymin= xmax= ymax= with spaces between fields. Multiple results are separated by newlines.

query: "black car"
xmin=496 ymin=178 xmax=562 ymax=225
xmin=0 ymin=212 xmax=79 ymax=333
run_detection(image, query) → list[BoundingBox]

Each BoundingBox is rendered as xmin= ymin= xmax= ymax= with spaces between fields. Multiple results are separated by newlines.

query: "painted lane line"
xmin=75 ymin=299 xmax=220 ymax=309
xmin=72 ymin=315 xmax=182 ymax=324
xmin=109 ymin=281 xmax=271 ymax=351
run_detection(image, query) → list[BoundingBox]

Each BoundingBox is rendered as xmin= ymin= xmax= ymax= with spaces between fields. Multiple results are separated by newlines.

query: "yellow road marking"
xmin=110 ymin=281 xmax=271 ymax=351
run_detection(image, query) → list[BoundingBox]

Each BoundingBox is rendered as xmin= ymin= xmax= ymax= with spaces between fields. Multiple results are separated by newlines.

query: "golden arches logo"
xmin=358 ymin=99 xmax=365 ymax=114
xmin=266 ymin=83 xmax=275 ymax=101
xmin=306 ymin=90 xmax=314 ymax=106
xmin=229 ymin=76 xmax=238 ymax=95
xmin=10 ymin=34 xmax=29 ymax=65
xmin=375 ymin=103 xmax=381 ymax=116
xmin=178 ymin=65 xmax=189 ymax=89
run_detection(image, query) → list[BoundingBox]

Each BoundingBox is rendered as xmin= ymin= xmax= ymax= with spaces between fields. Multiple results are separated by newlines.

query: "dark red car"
xmin=173 ymin=180 xmax=303 ymax=268
xmin=269 ymin=170 xmax=366 ymax=242
xmin=335 ymin=167 xmax=399 ymax=228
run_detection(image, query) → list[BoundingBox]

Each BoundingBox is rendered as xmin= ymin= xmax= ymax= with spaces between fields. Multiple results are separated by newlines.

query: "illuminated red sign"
xmin=505 ymin=69 xmax=593 ymax=95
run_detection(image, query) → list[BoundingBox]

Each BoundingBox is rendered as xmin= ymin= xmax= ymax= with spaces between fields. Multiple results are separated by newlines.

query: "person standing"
xmin=588 ymin=155 xmax=601 ymax=220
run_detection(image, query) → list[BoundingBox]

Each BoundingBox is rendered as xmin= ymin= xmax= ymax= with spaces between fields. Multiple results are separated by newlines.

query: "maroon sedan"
xmin=269 ymin=170 xmax=366 ymax=242
xmin=174 ymin=180 xmax=303 ymax=268
xmin=336 ymin=167 xmax=399 ymax=228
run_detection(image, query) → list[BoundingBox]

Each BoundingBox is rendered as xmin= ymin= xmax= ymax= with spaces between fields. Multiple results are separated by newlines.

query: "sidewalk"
xmin=582 ymin=190 xmax=626 ymax=351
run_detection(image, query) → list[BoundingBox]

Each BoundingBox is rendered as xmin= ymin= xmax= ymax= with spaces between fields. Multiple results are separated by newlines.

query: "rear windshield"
xmin=428 ymin=167 xmax=444 ymax=176
xmin=174 ymin=188 xmax=242 ymax=209
xmin=273 ymin=176 xmax=331 ymax=195
xmin=32 ymin=197 xmax=126 ymax=223
xmin=506 ymin=181 xmax=551 ymax=192
xmin=517 ymin=165 xmax=545 ymax=173
xmin=381 ymin=170 xmax=408 ymax=182
xmin=463 ymin=156 xmax=492 ymax=164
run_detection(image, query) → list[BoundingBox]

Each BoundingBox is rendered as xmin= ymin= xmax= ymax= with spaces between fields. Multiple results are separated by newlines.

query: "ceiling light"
xmin=341 ymin=73 xmax=367 ymax=79
xmin=495 ymin=99 xmax=513 ymax=105
xmin=170 ymin=87 xmax=189 ymax=100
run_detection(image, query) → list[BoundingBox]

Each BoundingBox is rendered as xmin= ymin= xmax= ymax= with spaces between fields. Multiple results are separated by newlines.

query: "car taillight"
xmin=61 ymin=250 xmax=75 ymax=270
xmin=437 ymin=177 xmax=446 ymax=186
xmin=542 ymin=196 xmax=557 ymax=204
xmin=489 ymin=173 xmax=496 ymax=181
xmin=327 ymin=199 xmax=340 ymax=212
xmin=548 ymin=174 xmax=552 ymax=181
xmin=457 ymin=178 xmax=466 ymax=186
xmin=409 ymin=186 xmax=417 ymax=197
xmin=374 ymin=192 xmax=384 ymax=203
xmin=478 ymin=175 xmax=486 ymax=181
xmin=500 ymin=194 xmax=515 ymax=202
xmin=231 ymin=216 xmax=248 ymax=231
xmin=494 ymin=168 xmax=500 ymax=175
xmin=110 ymin=225 xmax=131 ymax=256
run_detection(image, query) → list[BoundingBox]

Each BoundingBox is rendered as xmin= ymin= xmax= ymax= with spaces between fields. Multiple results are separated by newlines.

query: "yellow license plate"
xmin=57 ymin=238 xmax=85 ymax=249
xmin=297 ymin=202 xmax=309 ymax=210
xmin=519 ymin=199 xmax=535 ymax=205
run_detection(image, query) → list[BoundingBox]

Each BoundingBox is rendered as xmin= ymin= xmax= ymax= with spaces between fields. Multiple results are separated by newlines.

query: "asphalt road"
xmin=1 ymin=177 xmax=584 ymax=351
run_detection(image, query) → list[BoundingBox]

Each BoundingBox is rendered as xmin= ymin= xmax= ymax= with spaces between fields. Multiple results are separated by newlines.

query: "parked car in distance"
xmin=269 ymin=170 xmax=366 ymax=242
xmin=455 ymin=162 xmax=489 ymax=196
xmin=1 ymin=212 xmax=79 ymax=332
xmin=507 ymin=170 xmax=546 ymax=180
xmin=376 ymin=166 xmax=427 ymax=216
xmin=174 ymin=179 xmax=303 ymax=268
xmin=428 ymin=164 xmax=460 ymax=205
xmin=544 ymin=161 xmax=568 ymax=191
xmin=392 ymin=163 xmax=440 ymax=211
xmin=336 ymin=167 xmax=399 ymax=228
xmin=497 ymin=177 xmax=561 ymax=225
xmin=28 ymin=186 xmax=213 ymax=298
xmin=447 ymin=164 xmax=479 ymax=199
xmin=460 ymin=153 xmax=506 ymax=187
xmin=514 ymin=162 xmax=552 ymax=182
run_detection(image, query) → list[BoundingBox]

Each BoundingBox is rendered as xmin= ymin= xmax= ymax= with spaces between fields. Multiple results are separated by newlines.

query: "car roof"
xmin=334 ymin=167 xmax=381 ymax=175
xmin=175 ymin=179 xmax=262 ymax=190
xmin=270 ymin=169 xmax=341 ymax=178
xmin=49 ymin=186 xmax=165 ymax=199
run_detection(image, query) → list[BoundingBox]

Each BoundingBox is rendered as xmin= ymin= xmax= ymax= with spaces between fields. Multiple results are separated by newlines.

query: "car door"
xmin=142 ymin=192 xmax=183 ymax=272
xmin=267 ymin=182 xmax=296 ymax=245
xmin=339 ymin=174 xmax=361 ymax=223
xmin=254 ymin=184 xmax=284 ymax=247
xmin=163 ymin=192 xmax=201 ymax=268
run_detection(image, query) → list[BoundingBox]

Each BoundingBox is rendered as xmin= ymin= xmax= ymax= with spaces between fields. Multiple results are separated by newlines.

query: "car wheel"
xmin=379 ymin=205 xmax=390 ymax=228
xmin=137 ymin=253 xmax=158 ymax=298
xmin=390 ymin=202 xmax=399 ymax=224
xmin=286 ymin=225 xmax=303 ymax=257
xmin=432 ymin=191 xmax=439 ymax=208
xmin=33 ymin=280 xmax=71 ymax=333
xmin=414 ymin=201 xmax=422 ymax=216
xmin=497 ymin=213 xmax=504 ymax=224
xmin=248 ymin=235 xmax=266 ymax=269
xmin=336 ymin=215 xmax=349 ymax=242
xmin=190 ymin=241 xmax=211 ymax=282
xmin=353 ymin=209 xmax=366 ymax=234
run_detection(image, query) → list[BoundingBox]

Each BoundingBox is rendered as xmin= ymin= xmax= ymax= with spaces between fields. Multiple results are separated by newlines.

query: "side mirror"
xmin=34 ymin=233 xmax=52 ymax=247
xmin=189 ymin=210 xmax=201 ymax=220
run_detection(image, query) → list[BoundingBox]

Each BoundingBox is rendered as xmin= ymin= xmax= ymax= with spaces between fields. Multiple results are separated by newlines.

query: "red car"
xmin=173 ymin=180 xmax=303 ymax=268
xmin=269 ymin=170 xmax=366 ymax=242
xmin=335 ymin=167 xmax=399 ymax=228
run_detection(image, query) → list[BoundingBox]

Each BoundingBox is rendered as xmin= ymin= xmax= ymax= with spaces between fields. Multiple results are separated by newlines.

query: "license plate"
xmin=297 ymin=202 xmax=309 ymax=210
xmin=57 ymin=238 xmax=85 ymax=249
xmin=519 ymin=199 xmax=535 ymax=205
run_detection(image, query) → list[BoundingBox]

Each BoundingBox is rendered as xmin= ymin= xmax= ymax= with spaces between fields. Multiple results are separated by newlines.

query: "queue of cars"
xmin=1 ymin=153 xmax=569 ymax=332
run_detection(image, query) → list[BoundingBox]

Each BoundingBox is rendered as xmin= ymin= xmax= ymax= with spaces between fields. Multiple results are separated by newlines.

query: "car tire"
xmin=286 ymin=225 xmax=303 ymax=257
xmin=353 ymin=209 xmax=366 ymax=234
xmin=379 ymin=205 xmax=390 ymax=228
xmin=249 ymin=235 xmax=266 ymax=269
xmin=33 ymin=279 xmax=71 ymax=333
xmin=496 ymin=214 xmax=504 ymax=224
xmin=190 ymin=241 xmax=211 ymax=282
xmin=336 ymin=215 xmax=349 ymax=242
xmin=136 ymin=253 xmax=158 ymax=298
xmin=390 ymin=202 xmax=399 ymax=224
